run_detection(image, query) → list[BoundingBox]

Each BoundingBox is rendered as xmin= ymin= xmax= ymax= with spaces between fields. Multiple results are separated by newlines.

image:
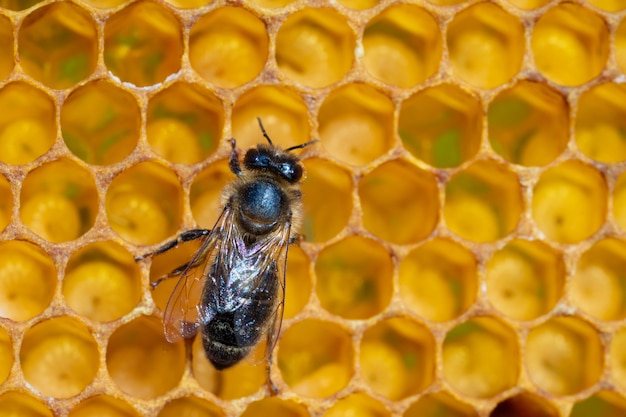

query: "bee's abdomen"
xmin=203 ymin=312 xmax=251 ymax=370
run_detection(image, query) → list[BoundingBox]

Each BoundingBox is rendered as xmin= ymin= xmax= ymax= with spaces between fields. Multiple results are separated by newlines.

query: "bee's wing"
xmin=162 ymin=206 xmax=234 ymax=343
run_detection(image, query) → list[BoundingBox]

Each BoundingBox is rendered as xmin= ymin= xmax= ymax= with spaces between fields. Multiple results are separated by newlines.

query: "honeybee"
xmin=136 ymin=118 xmax=314 ymax=392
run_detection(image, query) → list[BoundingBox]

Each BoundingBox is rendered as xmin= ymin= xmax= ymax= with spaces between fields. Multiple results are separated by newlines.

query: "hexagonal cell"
xmin=190 ymin=7 xmax=268 ymax=88
xmin=575 ymin=83 xmax=626 ymax=163
xmin=276 ymin=8 xmax=354 ymax=88
xmin=617 ymin=18 xmax=626 ymax=74
xmin=106 ymin=316 xmax=185 ymax=399
xmin=20 ymin=159 xmax=98 ymax=243
xmin=324 ymin=393 xmax=389 ymax=417
xmin=399 ymin=238 xmax=477 ymax=322
xmin=359 ymin=159 xmax=439 ymax=244
xmin=587 ymin=0 xmax=625 ymax=11
xmin=525 ymin=316 xmax=603 ymax=395
xmin=613 ymin=171 xmax=626 ymax=232
xmin=531 ymin=3 xmax=609 ymax=86
xmin=284 ymin=246 xmax=311 ymax=319
xmin=0 ymin=174 xmax=12 ymax=232
xmin=447 ymin=3 xmax=524 ymax=89
xmin=0 ymin=240 xmax=56 ymax=321
xmin=163 ymin=0 xmax=212 ymax=8
xmin=404 ymin=391 xmax=478 ymax=417
xmin=363 ymin=4 xmax=441 ymax=88
xmin=79 ymin=0 xmax=129 ymax=8
xmin=399 ymin=84 xmax=481 ymax=168
xmin=360 ymin=317 xmax=435 ymax=400
xmin=106 ymin=161 xmax=183 ymax=245
xmin=486 ymin=239 xmax=565 ymax=321
xmin=301 ymin=158 xmax=352 ymax=242
xmin=0 ymin=392 xmax=52 ymax=417
xmin=147 ymin=82 xmax=223 ymax=164
xmin=425 ymin=0 xmax=467 ymax=5
xmin=488 ymin=81 xmax=568 ymax=166
xmin=191 ymin=334 xmax=266 ymax=399
xmin=278 ymin=319 xmax=353 ymax=398
xmin=0 ymin=82 xmax=56 ymax=165
xmin=18 ymin=2 xmax=97 ymax=89
xmin=0 ymin=0 xmax=42 ymax=10
xmin=315 ymin=236 xmax=393 ymax=319
xmin=69 ymin=395 xmax=140 ymax=417
xmin=63 ymin=241 xmax=141 ymax=322
xmin=61 ymin=80 xmax=140 ymax=165
xmin=20 ymin=316 xmax=99 ymax=398
xmin=232 ymin=86 xmax=309 ymax=150
xmin=337 ymin=0 xmax=377 ymax=9
xmin=0 ymin=326 xmax=12 ymax=385
xmin=611 ymin=326 xmax=626 ymax=390
xmin=190 ymin=159 xmax=232 ymax=229
xmin=502 ymin=0 xmax=551 ymax=10
xmin=157 ymin=396 xmax=223 ymax=417
xmin=104 ymin=1 xmax=183 ymax=87
xmin=241 ymin=398 xmax=309 ymax=417
xmin=532 ymin=160 xmax=606 ymax=244
xmin=442 ymin=317 xmax=519 ymax=398
xmin=570 ymin=238 xmax=626 ymax=321
xmin=490 ymin=392 xmax=558 ymax=417
xmin=444 ymin=159 xmax=522 ymax=243
xmin=318 ymin=84 xmax=393 ymax=166
xmin=570 ymin=391 xmax=626 ymax=417
xmin=0 ymin=15 xmax=13 ymax=80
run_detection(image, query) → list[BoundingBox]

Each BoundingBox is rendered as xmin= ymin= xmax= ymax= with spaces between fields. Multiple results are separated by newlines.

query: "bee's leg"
xmin=229 ymin=138 xmax=242 ymax=176
xmin=134 ymin=229 xmax=210 ymax=261
xmin=266 ymin=356 xmax=279 ymax=395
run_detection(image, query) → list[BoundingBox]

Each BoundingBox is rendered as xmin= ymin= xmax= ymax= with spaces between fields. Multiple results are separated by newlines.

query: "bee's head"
xmin=242 ymin=117 xmax=316 ymax=183
xmin=243 ymin=146 xmax=303 ymax=183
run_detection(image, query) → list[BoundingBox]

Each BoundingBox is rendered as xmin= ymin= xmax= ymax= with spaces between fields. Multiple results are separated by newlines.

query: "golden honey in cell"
xmin=136 ymin=119 xmax=315 ymax=392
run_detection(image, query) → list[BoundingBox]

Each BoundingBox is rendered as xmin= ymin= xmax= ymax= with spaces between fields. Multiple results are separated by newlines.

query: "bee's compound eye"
xmin=281 ymin=163 xmax=295 ymax=177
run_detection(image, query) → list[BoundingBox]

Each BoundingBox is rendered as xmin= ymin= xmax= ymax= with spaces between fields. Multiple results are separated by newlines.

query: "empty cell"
xmin=359 ymin=159 xmax=439 ymax=244
xmin=0 ymin=326 xmax=12 ymax=385
xmin=570 ymin=391 xmax=626 ymax=417
xmin=106 ymin=316 xmax=185 ymax=399
xmin=0 ymin=15 xmax=12 ymax=80
xmin=104 ymin=1 xmax=183 ymax=87
xmin=363 ymin=4 xmax=441 ymax=88
xmin=190 ymin=7 xmax=268 ymax=88
xmin=360 ymin=317 xmax=435 ymax=400
xmin=447 ymin=3 xmax=524 ymax=89
xmin=69 ymin=395 xmax=140 ymax=417
xmin=488 ymin=80 xmax=569 ymax=166
xmin=0 ymin=241 xmax=56 ymax=321
xmin=444 ymin=159 xmax=522 ymax=242
xmin=399 ymin=84 xmax=481 ymax=168
xmin=21 ymin=159 xmax=98 ymax=242
xmin=338 ymin=0 xmax=378 ymax=10
xmin=502 ymin=0 xmax=551 ymax=10
xmin=525 ymin=316 xmax=603 ymax=395
xmin=63 ymin=241 xmax=141 ymax=322
xmin=20 ymin=317 xmax=99 ymax=398
xmin=323 ymin=393 xmax=389 ymax=417
xmin=570 ymin=238 xmax=626 ymax=321
xmin=278 ymin=319 xmax=353 ymax=398
xmin=0 ymin=174 xmax=11 ymax=232
xmin=611 ymin=326 xmax=626 ymax=391
xmin=318 ymin=83 xmax=393 ymax=166
xmin=276 ymin=8 xmax=354 ymax=88
xmin=241 ymin=398 xmax=309 ymax=417
xmin=106 ymin=161 xmax=183 ymax=245
xmin=316 ymin=236 xmax=392 ymax=319
xmin=442 ymin=317 xmax=519 ymax=398
xmin=575 ymin=83 xmax=626 ymax=164
xmin=531 ymin=3 xmax=609 ymax=86
xmin=147 ymin=82 xmax=223 ymax=164
xmin=157 ymin=396 xmax=223 ymax=417
xmin=0 ymin=82 xmax=56 ymax=165
xmin=617 ymin=18 xmax=626 ymax=74
xmin=232 ymin=86 xmax=309 ymax=151
xmin=18 ymin=2 xmax=97 ymax=89
xmin=0 ymin=392 xmax=53 ymax=417
xmin=399 ymin=238 xmax=478 ymax=322
xmin=586 ymin=0 xmax=626 ymax=11
xmin=404 ymin=391 xmax=478 ymax=417
xmin=190 ymin=160 xmax=233 ymax=229
xmin=532 ymin=160 xmax=606 ymax=244
xmin=301 ymin=158 xmax=352 ymax=243
xmin=61 ymin=80 xmax=140 ymax=165
xmin=486 ymin=239 xmax=564 ymax=321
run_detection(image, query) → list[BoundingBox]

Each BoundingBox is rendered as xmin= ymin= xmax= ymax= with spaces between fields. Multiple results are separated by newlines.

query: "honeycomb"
xmin=1 ymin=0 xmax=626 ymax=416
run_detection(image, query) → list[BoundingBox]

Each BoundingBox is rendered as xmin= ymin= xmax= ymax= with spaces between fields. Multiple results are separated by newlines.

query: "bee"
xmin=136 ymin=118 xmax=315 ymax=392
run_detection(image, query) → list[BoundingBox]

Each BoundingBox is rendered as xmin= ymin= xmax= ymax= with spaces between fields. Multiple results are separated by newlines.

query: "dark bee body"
xmin=137 ymin=119 xmax=313 ymax=388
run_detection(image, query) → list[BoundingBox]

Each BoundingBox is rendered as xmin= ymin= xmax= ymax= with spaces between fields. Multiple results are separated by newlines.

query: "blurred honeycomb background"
xmin=1 ymin=0 xmax=626 ymax=415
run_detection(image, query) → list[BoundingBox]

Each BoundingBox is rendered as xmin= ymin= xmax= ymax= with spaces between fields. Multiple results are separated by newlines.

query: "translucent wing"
xmin=162 ymin=206 xmax=235 ymax=343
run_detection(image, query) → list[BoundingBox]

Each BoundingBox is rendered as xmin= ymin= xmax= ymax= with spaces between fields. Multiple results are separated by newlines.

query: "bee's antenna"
xmin=285 ymin=139 xmax=319 ymax=152
xmin=257 ymin=117 xmax=273 ymax=146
